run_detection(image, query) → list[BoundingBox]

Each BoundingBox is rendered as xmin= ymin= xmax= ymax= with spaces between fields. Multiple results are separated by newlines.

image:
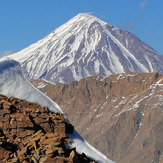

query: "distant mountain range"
xmin=8 ymin=13 xmax=163 ymax=84
xmin=30 ymin=72 xmax=163 ymax=163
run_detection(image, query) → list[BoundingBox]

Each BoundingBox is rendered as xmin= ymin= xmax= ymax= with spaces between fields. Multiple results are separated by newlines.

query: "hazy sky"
xmin=0 ymin=0 xmax=163 ymax=56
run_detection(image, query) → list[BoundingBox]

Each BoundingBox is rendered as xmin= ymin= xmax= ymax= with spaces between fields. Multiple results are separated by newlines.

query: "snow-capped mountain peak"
xmin=8 ymin=13 xmax=163 ymax=84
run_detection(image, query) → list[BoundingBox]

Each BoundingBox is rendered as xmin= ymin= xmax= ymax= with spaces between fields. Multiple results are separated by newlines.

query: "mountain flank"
xmin=30 ymin=72 xmax=163 ymax=163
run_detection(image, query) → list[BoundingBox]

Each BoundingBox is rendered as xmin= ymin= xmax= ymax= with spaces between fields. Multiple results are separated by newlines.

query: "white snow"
xmin=67 ymin=130 xmax=114 ymax=163
xmin=149 ymin=78 xmax=163 ymax=96
xmin=0 ymin=58 xmax=62 ymax=113
xmin=126 ymin=73 xmax=138 ymax=77
xmin=104 ymin=28 xmax=149 ymax=73
xmin=116 ymin=74 xmax=124 ymax=80
xmin=0 ymin=58 xmax=114 ymax=163
xmin=37 ymin=82 xmax=47 ymax=89
xmin=145 ymin=55 xmax=154 ymax=72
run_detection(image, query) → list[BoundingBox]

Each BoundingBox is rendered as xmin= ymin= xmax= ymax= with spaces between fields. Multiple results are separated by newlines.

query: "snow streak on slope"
xmin=8 ymin=13 xmax=163 ymax=84
xmin=68 ymin=130 xmax=114 ymax=163
xmin=0 ymin=58 xmax=114 ymax=163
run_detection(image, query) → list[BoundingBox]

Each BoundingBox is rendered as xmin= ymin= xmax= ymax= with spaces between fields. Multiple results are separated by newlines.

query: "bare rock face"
xmin=0 ymin=95 xmax=95 ymax=163
xmin=30 ymin=72 xmax=163 ymax=163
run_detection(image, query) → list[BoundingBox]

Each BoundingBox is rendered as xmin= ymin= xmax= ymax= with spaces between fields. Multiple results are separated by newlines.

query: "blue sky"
xmin=0 ymin=0 xmax=163 ymax=56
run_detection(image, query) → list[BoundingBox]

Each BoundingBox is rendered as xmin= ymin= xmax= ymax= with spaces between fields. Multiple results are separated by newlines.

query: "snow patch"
xmin=37 ymin=82 xmax=47 ymax=89
xmin=67 ymin=130 xmax=114 ymax=163
xmin=0 ymin=58 xmax=62 ymax=113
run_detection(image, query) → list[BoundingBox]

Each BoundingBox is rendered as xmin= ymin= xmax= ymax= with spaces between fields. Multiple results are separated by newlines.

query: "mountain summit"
xmin=8 ymin=13 xmax=163 ymax=83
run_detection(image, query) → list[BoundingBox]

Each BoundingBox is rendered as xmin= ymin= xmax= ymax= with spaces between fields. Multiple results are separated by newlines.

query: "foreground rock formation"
xmin=30 ymin=72 xmax=163 ymax=163
xmin=0 ymin=95 xmax=95 ymax=163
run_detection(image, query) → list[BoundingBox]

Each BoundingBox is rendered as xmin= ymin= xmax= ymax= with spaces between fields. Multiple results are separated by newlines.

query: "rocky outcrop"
xmin=0 ymin=95 xmax=95 ymax=163
xmin=30 ymin=72 xmax=163 ymax=163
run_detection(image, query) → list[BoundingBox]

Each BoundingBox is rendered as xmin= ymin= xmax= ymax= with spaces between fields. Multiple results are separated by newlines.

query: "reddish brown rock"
xmin=30 ymin=72 xmax=163 ymax=163
xmin=0 ymin=95 xmax=95 ymax=163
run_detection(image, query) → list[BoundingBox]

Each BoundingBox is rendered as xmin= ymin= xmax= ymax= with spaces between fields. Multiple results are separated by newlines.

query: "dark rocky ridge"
xmin=30 ymin=72 xmax=163 ymax=163
xmin=0 ymin=95 xmax=96 ymax=163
